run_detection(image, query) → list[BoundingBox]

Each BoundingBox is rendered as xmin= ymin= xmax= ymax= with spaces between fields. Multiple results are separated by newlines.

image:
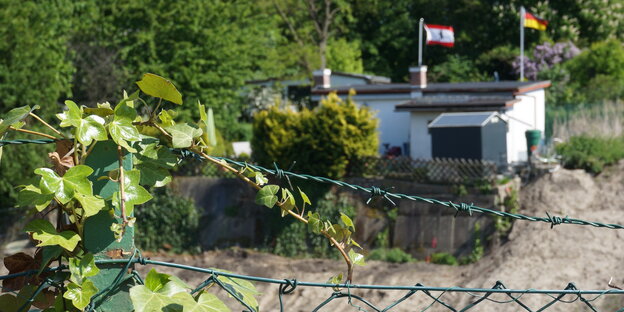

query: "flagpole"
xmin=418 ymin=18 xmax=424 ymax=66
xmin=520 ymin=6 xmax=525 ymax=81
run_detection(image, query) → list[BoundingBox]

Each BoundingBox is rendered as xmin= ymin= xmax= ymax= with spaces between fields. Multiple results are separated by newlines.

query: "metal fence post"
xmin=83 ymin=141 xmax=135 ymax=311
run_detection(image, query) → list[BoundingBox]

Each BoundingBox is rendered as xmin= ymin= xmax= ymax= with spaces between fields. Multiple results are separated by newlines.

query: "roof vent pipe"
xmin=313 ymin=68 xmax=332 ymax=88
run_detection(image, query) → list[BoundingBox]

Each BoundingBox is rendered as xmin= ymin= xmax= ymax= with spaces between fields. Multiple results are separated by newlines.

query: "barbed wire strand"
xmin=2 ymin=139 xmax=623 ymax=230
xmin=204 ymin=155 xmax=624 ymax=230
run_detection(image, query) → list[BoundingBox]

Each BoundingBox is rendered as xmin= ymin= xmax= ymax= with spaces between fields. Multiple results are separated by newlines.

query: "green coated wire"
xmin=6 ymin=258 xmax=624 ymax=296
xmin=0 ymin=138 xmax=56 ymax=147
xmin=0 ymin=258 xmax=617 ymax=311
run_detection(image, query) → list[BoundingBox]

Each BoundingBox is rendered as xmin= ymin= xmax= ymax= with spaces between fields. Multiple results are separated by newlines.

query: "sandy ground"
xmin=3 ymin=164 xmax=624 ymax=311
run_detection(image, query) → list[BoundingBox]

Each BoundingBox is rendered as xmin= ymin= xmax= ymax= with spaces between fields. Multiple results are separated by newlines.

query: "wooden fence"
xmin=347 ymin=156 xmax=498 ymax=184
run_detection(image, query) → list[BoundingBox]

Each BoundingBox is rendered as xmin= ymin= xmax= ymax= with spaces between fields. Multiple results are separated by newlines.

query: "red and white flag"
xmin=424 ymin=24 xmax=454 ymax=47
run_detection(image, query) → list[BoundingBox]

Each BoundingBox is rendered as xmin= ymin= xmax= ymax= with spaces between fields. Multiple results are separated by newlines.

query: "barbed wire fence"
xmin=1 ymin=138 xmax=624 ymax=311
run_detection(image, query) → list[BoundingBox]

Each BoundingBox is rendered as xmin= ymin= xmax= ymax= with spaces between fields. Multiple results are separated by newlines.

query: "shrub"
xmin=556 ymin=135 xmax=624 ymax=174
xmin=459 ymin=223 xmax=485 ymax=265
xmin=430 ymin=252 xmax=458 ymax=266
xmin=134 ymin=187 xmax=201 ymax=253
xmin=252 ymin=91 xmax=378 ymax=179
xmin=368 ymin=248 xmax=415 ymax=263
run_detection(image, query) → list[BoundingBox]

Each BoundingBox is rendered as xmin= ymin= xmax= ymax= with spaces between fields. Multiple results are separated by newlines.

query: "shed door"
xmin=431 ymin=127 xmax=482 ymax=159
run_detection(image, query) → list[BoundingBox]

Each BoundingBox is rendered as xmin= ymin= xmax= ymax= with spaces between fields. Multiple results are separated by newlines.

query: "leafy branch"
xmin=0 ymin=72 xmax=364 ymax=311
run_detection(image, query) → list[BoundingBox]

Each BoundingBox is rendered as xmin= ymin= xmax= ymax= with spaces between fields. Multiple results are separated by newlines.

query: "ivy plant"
xmin=0 ymin=74 xmax=364 ymax=311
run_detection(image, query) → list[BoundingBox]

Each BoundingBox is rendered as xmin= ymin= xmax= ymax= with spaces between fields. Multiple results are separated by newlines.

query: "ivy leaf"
xmin=253 ymin=172 xmax=268 ymax=186
xmin=165 ymin=124 xmax=202 ymax=148
xmin=75 ymin=193 xmax=105 ymax=219
xmin=0 ymin=105 xmax=34 ymax=135
xmin=109 ymin=102 xmax=140 ymax=153
xmin=137 ymin=162 xmax=172 ymax=187
xmin=135 ymin=141 xmax=176 ymax=187
xmin=76 ymin=115 xmax=108 ymax=146
xmin=109 ymin=118 xmax=139 ymax=152
xmin=255 ymin=185 xmax=279 ymax=208
xmin=329 ymin=224 xmax=346 ymax=242
xmin=340 ymin=213 xmax=355 ymax=231
xmin=129 ymin=285 xmax=178 ymax=312
xmin=119 ymin=90 xmax=140 ymax=108
xmin=39 ymin=245 xmax=63 ymax=274
xmin=158 ymin=110 xmax=176 ymax=127
xmin=112 ymin=170 xmax=152 ymax=216
xmin=63 ymin=165 xmax=94 ymax=195
xmin=280 ymin=188 xmax=295 ymax=217
xmin=307 ymin=212 xmax=322 ymax=234
xmin=57 ymin=101 xmax=82 ymax=128
xmin=36 ymin=166 xmax=94 ymax=204
xmin=114 ymin=100 xmax=138 ymax=121
xmin=328 ymin=273 xmax=343 ymax=286
xmin=24 ymin=219 xmax=81 ymax=251
xmin=145 ymin=269 xmax=171 ymax=293
xmin=348 ymin=249 xmax=366 ymax=266
xmin=17 ymin=184 xmax=54 ymax=211
xmin=173 ymin=291 xmax=230 ymax=312
xmin=63 ymin=280 xmax=98 ymax=310
xmin=122 ymin=170 xmax=152 ymax=206
xmin=130 ymin=270 xmax=190 ymax=312
xmin=83 ymin=102 xmax=114 ymax=117
xmin=69 ymin=253 xmax=100 ymax=284
xmin=0 ymin=294 xmax=19 ymax=312
xmin=298 ymin=187 xmax=311 ymax=206
xmin=136 ymin=73 xmax=183 ymax=105
xmin=35 ymin=168 xmax=64 ymax=199
xmin=215 ymin=270 xmax=260 ymax=312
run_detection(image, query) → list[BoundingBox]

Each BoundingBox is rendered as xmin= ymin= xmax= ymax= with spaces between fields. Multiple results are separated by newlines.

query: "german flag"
xmin=524 ymin=11 xmax=548 ymax=31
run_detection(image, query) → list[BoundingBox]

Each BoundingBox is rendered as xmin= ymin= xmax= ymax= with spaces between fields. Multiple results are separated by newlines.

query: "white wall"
xmin=502 ymin=89 xmax=546 ymax=163
xmin=365 ymin=100 xmax=412 ymax=154
xmin=409 ymin=112 xmax=441 ymax=159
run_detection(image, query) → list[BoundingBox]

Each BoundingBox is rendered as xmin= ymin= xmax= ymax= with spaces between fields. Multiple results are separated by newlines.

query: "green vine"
xmin=0 ymin=74 xmax=364 ymax=311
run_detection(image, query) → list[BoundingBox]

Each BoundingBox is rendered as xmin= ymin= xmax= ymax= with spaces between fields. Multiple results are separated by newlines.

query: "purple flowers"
xmin=513 ymin=42 xmax=580 ymax=80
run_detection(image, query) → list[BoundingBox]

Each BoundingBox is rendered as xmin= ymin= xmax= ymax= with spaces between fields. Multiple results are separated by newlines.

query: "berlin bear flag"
xmin=424 ymin=24 xmax=454 ymax=47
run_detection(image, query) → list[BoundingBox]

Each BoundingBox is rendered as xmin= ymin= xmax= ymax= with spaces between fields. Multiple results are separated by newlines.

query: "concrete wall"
xmin=173 ymin=176 xmax=516 ymax=259
xmin=171 ymin=177 xmax=266 ymax=249
xmin=344 ymin=178 xmax=508 ymax=259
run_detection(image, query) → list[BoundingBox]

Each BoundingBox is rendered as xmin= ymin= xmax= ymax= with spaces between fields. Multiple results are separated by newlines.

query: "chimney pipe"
xmin=313 ymin=68 xmax=331 ymax=88
xmin=409 ymin=66 xmax=427 ymax=88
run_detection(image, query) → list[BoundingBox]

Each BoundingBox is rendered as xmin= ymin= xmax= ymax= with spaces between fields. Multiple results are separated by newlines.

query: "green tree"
xmin=272 ymin=0 xmax=358 ymax=74
xmin=566 ymin=40 xmax=624 ymax=102
xmin=430 ymin=55 xmax=487 ymax=83
xmin=0 ymin=0 xmax=74 ymax=116
xmin=72 ymin=0 xmax=283 ymax=141
xmin=0 ymin=0 xmax=75 ymax=213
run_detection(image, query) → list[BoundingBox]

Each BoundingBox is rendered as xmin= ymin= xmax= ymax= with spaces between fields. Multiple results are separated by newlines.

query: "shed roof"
xmin=312 ymin=80 xmax=551 ymax=96
xmin=395 ymin=97 xmax=520 ymax=112
xmin=428 ymin=112 xmax=500 ymax=128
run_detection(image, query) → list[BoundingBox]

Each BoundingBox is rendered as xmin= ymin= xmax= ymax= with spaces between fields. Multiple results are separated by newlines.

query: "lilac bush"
xmin=513 ymin=42 xmax=581 ymax=80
